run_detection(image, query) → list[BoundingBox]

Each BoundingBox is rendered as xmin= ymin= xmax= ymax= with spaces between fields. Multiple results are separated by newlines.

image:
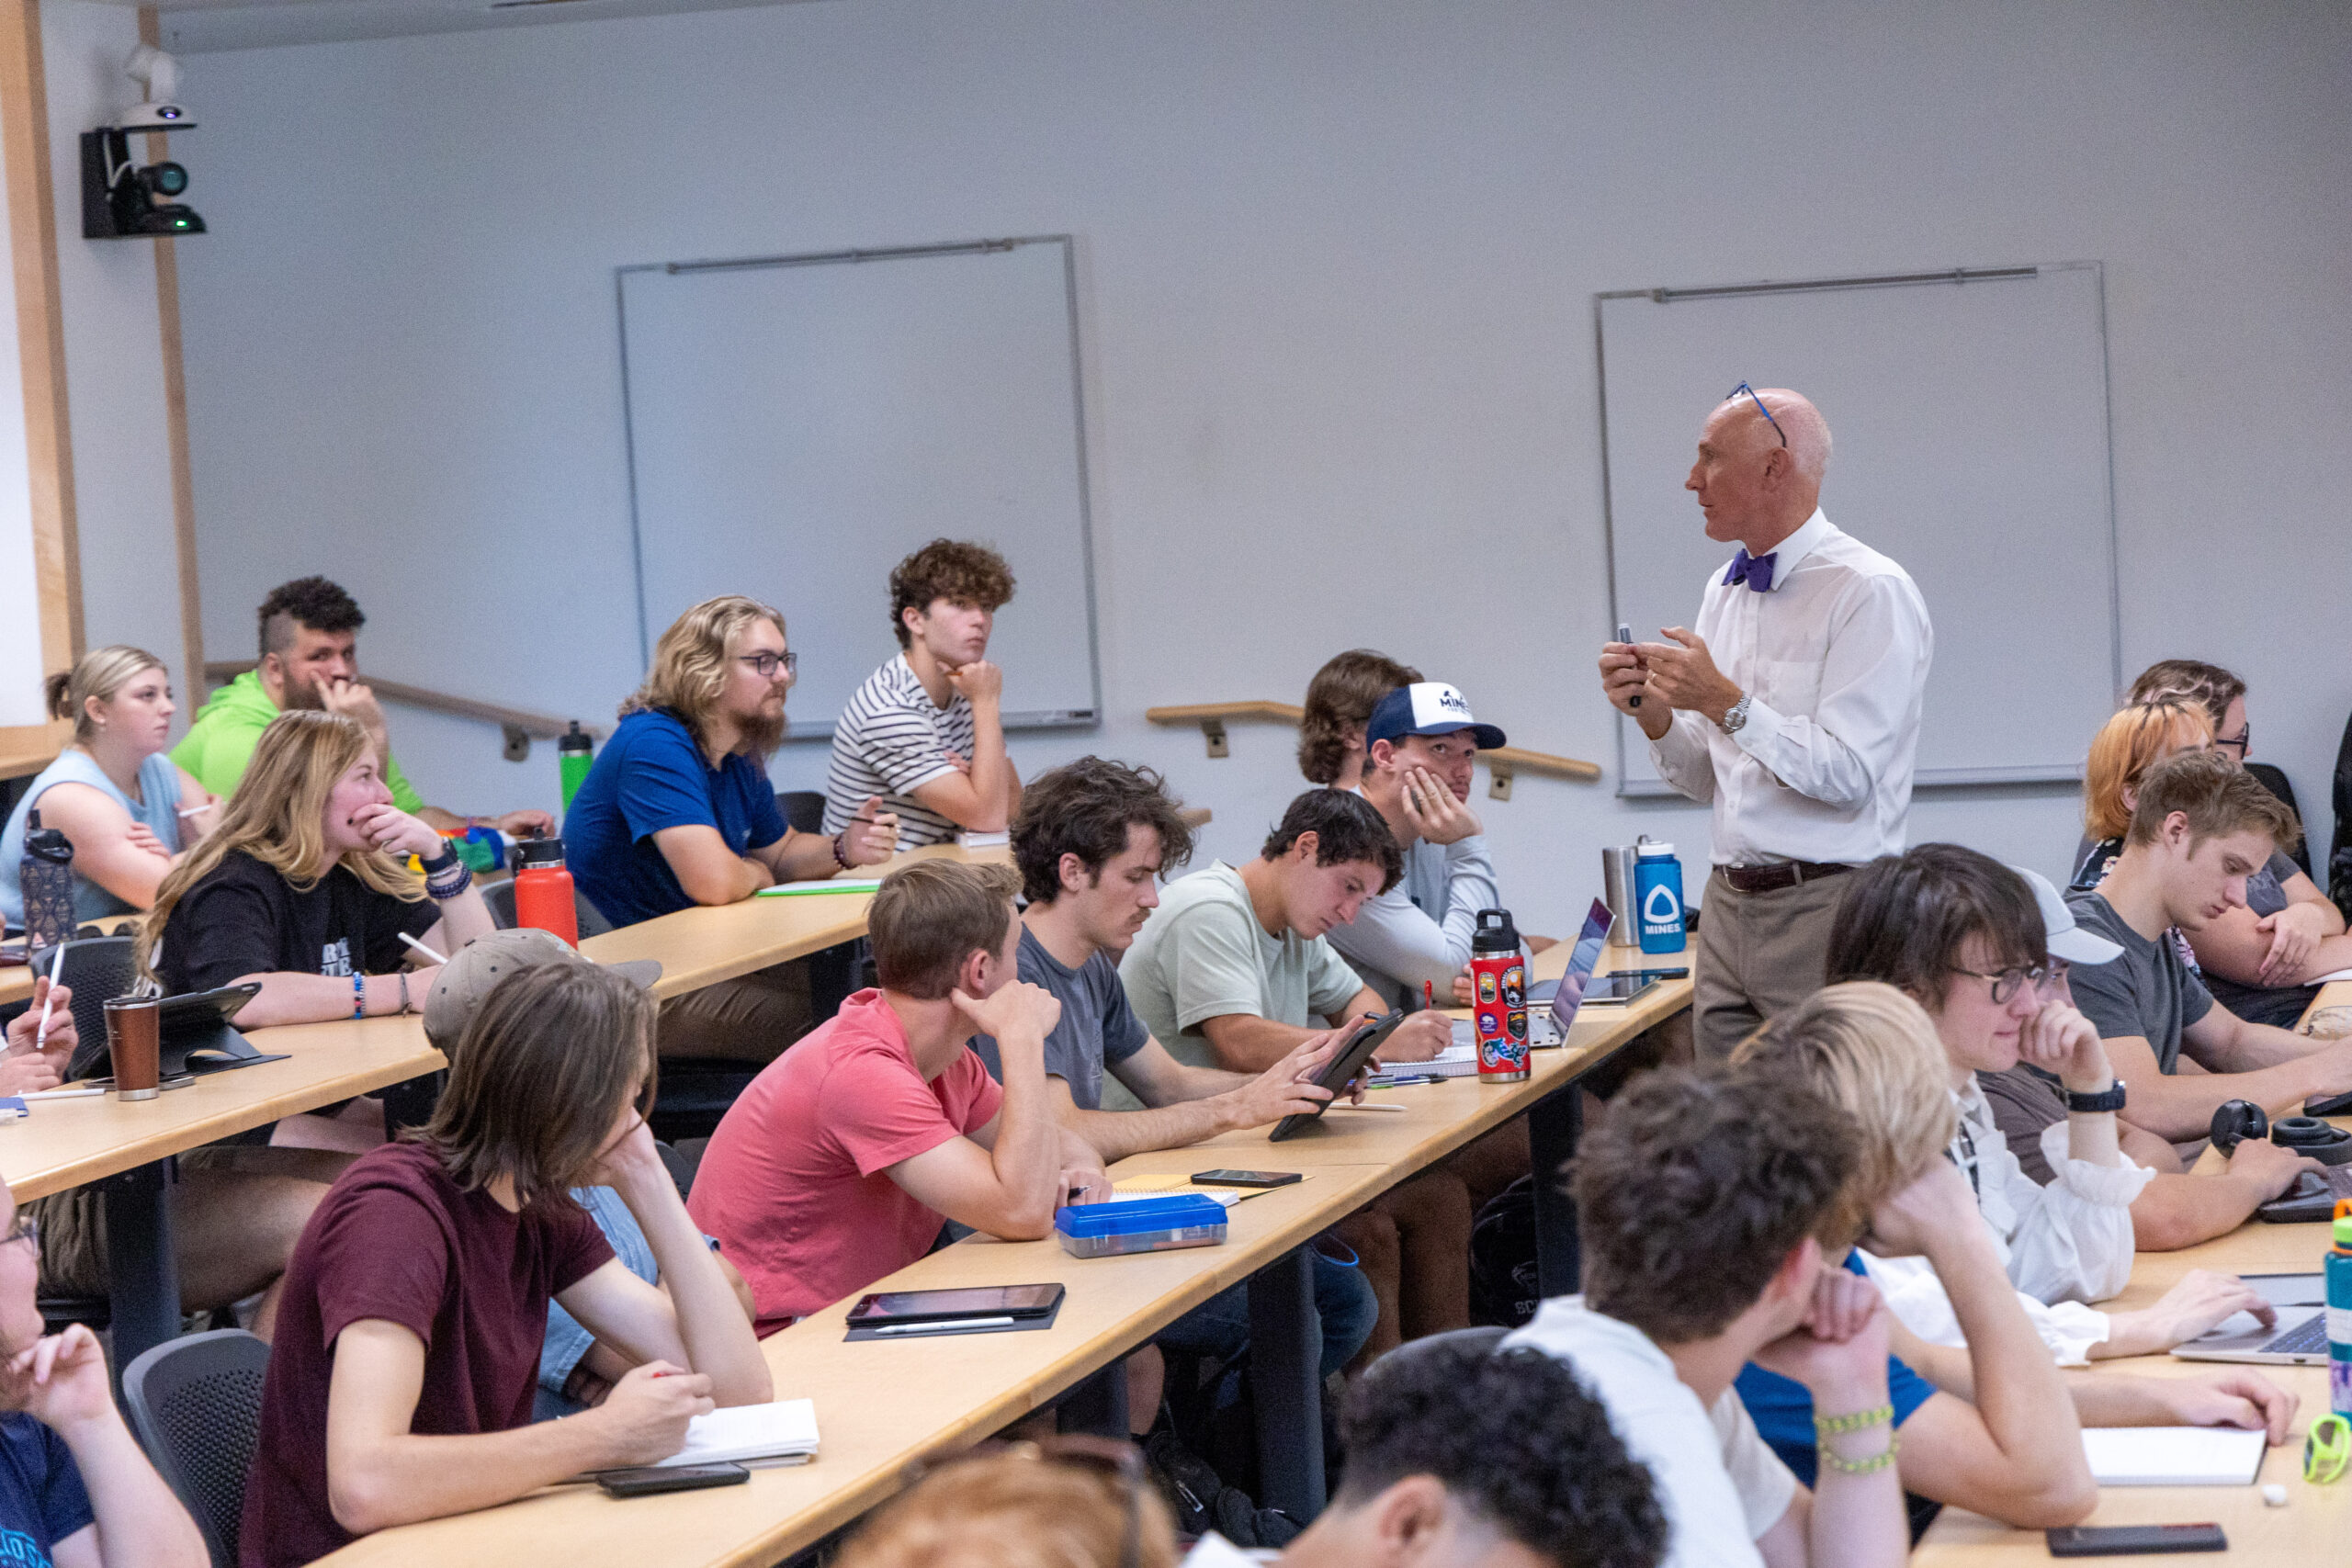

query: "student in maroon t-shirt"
xmin=690 ymin=859 xmax=1105 ymax=1331
xmin=241 ymin=960 xmax=772 ymax=1566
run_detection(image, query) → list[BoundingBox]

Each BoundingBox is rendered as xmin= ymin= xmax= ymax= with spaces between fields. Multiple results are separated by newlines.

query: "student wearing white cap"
xmin=1327 ymin=682 xmax=1511 ymax=1011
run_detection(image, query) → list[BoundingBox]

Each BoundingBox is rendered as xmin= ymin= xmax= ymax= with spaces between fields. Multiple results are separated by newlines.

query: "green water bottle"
xmin=558 ymin=721 xmax=594 ymax=813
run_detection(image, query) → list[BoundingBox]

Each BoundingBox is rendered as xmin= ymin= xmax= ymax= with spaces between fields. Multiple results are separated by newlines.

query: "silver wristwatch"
xmin=1717 ymin=692 xmax=1753 ymax=735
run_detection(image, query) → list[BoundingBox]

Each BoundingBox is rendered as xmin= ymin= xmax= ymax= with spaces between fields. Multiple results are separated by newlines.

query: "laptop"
xmin=1452 ymin=897 xmax=1614 ymax=1051
xmin=2171 ymin=1273 xmax=2332 ymax=1367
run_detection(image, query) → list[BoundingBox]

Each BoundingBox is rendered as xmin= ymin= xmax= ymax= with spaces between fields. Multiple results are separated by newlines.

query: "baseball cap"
xmin=423 ymin=927 xmax=662 ymax=1053
xmin=1365 ymin=682 xmax=1506 ymax=751
xmin=2009 ymin=864 xmax=2122 ymax=966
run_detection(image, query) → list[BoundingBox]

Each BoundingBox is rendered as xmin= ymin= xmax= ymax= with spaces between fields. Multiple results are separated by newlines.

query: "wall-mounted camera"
xmin=81 ymin=46 xmax=205 ymax=240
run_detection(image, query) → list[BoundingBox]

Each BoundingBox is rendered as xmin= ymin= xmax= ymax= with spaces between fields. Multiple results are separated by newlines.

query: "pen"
xmin=1332 ymin=1101 xmax=1408 ymax=1113
xmin=32 ymin=946 xmax=64 ymax=1052
xmin=396 ymin=931 xmax=451 ymax=965
xmin=175 ymin=802 xmax=209 ymax=818
xmin=21 ymin=1087 xmax=104 ymax=1100
xmin=871 ymin=1316 xmax=1014 ymax=1336
xmin=1424 ymin=980 xmax=1434 ymax=1010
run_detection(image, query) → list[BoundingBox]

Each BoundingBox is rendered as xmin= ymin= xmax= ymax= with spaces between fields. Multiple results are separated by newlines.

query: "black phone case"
xmin=1192 ymin=1171 xmax=1303 ymax=1188
xmin=2046 ymin=1524 xmax=2226 ymax=1556
xmin=596 ymin=1463 xmax=749 ymax=1497
xmin=1270 ymin=1012 xmax=1407 ymax=1141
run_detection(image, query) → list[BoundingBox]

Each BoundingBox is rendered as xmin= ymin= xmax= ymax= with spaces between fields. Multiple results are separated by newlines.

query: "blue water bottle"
xmin=1634 ymin=839 xmax=1686 ymax=954
xmin=2329 ymin=1200 xmax=2352 ymax=1416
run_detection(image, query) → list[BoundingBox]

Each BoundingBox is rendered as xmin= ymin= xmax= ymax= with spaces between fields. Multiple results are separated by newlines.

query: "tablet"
xmin=1269 ymin=1010 xmax=1408 ymax=1142
xmin=68 ymin=982 xmax=266 ymax=1082
xmin=846 ymin=1283 xmax=1066 ymax=1326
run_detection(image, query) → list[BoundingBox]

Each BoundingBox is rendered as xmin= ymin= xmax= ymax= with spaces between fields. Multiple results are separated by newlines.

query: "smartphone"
xmin=1578 ymin=974 xmax=1662 ymax=1007
xmin=2046 ymin=1524 xmax=2225 ymax=1557
xmin=1616 ymin=622 xmax=1641 ymax=709
xmin=1192 ymin=1170 xmax=1303 ymax=1189
xmin=846 ymin=1283 xmax=1066 ymax=1327
xmin=596 ymin=1462 xmax=750 ymax=1498
xmin=1623 ymin=967 xmax=1690 ymax=982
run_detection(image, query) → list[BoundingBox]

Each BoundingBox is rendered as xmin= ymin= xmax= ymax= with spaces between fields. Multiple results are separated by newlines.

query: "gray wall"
xmin=173 ymin=0 xmax=2352 ymax=933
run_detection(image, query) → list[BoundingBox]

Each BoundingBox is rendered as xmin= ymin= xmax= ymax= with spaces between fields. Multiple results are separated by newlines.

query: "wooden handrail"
xmin=1145 ymin=700 xmax=1600 ymax=794
xmin=205 ymin=662 xmax=604 ymax=749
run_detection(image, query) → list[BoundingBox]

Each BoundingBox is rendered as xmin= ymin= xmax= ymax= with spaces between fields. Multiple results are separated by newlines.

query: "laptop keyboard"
xmin=2261 ymin=1315 xmax=2332 ymax=1357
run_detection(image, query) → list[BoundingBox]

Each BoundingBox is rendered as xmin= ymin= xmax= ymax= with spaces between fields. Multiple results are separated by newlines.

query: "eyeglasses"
xmin=2305 ymin=1414 xmax=2348 ymax=1484
xmin=1727 ymin=380 xmax=1788 ymax=448
xmin=1948 ymin=959 xmax=2070 ymax=1005
xmin=737 ymin=651 xmax=798 ymax=681
xmin=2 ymin=1213 xmax=38 ymax=1251
xmin=2214 ymin=725 xmax=2250 ymax=759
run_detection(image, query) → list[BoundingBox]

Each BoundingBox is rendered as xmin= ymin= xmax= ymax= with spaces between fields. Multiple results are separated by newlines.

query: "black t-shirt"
xmin=156 ymin=851 xmax=440 ymax=996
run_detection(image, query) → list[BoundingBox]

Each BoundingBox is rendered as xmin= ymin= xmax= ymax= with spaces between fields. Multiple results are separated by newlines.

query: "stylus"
xmin=869 ymin=1316 xmax=1016 ymax=1335
xmin=31 ymin=945 xmax=63 ymax=1053
xmin=20 ymin=1088 xmax=103 ymax=1100
xmin=397 ymin=931 xmax=452 ymax=965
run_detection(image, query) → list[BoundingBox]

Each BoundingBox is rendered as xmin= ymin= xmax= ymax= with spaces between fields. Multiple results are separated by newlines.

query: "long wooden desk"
xmin=319 ymin=941 xmax=1694 ymax=1566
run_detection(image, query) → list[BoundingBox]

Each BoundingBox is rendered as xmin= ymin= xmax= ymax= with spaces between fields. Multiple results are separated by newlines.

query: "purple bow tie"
xmin=1724 ymin=548 xmax=1777 ymax=592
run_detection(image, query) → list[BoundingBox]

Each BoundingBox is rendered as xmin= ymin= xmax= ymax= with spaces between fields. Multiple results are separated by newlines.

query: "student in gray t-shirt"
xmin=2051 ymin=750 xmax=2352 ymax=1139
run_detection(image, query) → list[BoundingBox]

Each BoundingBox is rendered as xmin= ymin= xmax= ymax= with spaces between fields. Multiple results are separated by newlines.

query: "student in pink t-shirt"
xmin=690 ymin=859 xmax=1106 ymax=1331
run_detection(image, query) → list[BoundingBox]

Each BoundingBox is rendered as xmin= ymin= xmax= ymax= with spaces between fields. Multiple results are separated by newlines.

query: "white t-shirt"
xmin=1180 ymin=1536 xmax=1265 ymax=1567
xmin=1505 ymin=1298 xmax=1795 ymax=1568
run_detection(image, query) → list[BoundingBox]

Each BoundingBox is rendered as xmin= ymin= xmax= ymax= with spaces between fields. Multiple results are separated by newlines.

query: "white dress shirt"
xmin=1649 ymin=508 xmax=1932 ymax=866
xmin=1862 ymin=1079 xmax=2151 ymax=1366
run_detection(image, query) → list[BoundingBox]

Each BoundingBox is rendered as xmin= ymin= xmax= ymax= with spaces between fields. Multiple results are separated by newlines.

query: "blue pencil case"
xmin=1054 ymin=1193 xmax=1229 ymax=1258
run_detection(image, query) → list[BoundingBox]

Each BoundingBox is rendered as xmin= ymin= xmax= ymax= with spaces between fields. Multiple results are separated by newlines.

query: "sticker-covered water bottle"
xmin=1634 ymin=840 xmax=1687 ymax=954
xmin=1469 ymin=908 xmax=1529 ymax=1083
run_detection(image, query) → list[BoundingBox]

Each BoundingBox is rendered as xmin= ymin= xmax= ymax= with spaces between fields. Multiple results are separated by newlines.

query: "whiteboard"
xmin=617 ymin=236 xmax=1100 ymax=739
xmin=1599 ymin=263 xmax=2118 ymax=793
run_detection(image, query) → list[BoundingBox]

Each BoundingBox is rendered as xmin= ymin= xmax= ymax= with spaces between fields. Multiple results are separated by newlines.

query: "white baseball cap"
xmin=2009 ymin=863 xmax=2121 ymax=965
xmin=1365 ymin=682 xmax=1506 ymax=750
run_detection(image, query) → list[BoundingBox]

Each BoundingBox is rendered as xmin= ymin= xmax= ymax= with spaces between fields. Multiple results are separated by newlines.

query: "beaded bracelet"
xmin=351 ymin=973 xmax=367 ymax=1020
xmin=831 ymin=830 xmax=853 ymax=871
xmin=424 ymin=863 xmax=473 ymax=901
xmin=1813 ymin=1404 xmax=1894 ymax=1438
xmin=1816 ymin=1440 xmax=1899 ymax=1476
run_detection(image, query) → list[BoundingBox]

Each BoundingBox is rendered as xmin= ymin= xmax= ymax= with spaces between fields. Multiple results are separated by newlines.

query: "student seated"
xmin=1119 ymin=789 xmax=1466 ymax=1358
xmin=1733 ymin=983 xmax=2297 ymax=1529
xmin=688 ymin=860 xmax=1105 ymax=1333
xmin=2121 ymin=660 xmax=2352 ymax=1027
xmin=838 ymin=1439 xmax=1182 ymax=1568
xmin=2063 ymin=749 xmax=2352 ymax=1134
xmin=138 ymin=709 xmax=494 ymax=1028
xmin=173 ymin=576 xmax=549 ymax=834
xmin=1854 ymin=845 xmax=2318 ymax=1256
xmin=241 ymin=960 xmax=771 ymax=1565
xmin=0 ymin=648 xmax=217 ymax=926
xmin=1297 ymin=649 xmax=1422 ymax=792
xmin=410 ymin=929 xmax=759 ymax=1415
xmin=1189 ymin=1336 xmax=1671 ymax=1568
xmin=2069 ymin=699 xmax=2213 ymax=894
xmin=0 ymin=1175 xmax=209 ymax=1568
xmin=1326 ymin=682 xmax=1508 ymax=1010
xmin=985 ymin=758 xmax=1378 ymax=1422
xmin=564 ymin=595 xmax=899 ymax=1062
xmin=1504 ymin=1061 xmax=1910 ymax=1568
xmin=826 ymin=539 xmax=1021 ymax=849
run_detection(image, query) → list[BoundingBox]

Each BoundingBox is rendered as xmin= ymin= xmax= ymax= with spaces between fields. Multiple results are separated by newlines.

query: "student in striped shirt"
xmin=825 ymin=539 xmax=1022 ymax=849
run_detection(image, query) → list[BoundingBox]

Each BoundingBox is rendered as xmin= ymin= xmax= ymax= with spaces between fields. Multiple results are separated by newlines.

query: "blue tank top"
xmin=0 ymin=749 xmax=184 ymax=925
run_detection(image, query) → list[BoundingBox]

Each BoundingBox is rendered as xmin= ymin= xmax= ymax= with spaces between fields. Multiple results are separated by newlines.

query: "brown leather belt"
xmin=1716 ymin=861 xmax=1855 ymax=896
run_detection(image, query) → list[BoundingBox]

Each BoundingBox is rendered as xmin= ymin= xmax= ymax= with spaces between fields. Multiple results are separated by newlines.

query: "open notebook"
xmin=645 ymin=1399 xmax=820 ymax=1469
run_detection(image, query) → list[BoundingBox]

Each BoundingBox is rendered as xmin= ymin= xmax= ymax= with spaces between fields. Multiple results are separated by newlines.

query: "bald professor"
xmin=1599 ymin=386 xmax=1932 ymax=1059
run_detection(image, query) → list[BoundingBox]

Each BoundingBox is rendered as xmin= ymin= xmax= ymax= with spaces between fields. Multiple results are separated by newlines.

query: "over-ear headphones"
xmin=2209 ymin=1099 xmax=2352 ymax=1164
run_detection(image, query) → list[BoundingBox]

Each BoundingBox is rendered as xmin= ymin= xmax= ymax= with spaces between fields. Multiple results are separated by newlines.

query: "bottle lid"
xmin=514 ymin=836 xmax=567 ymax=868
xmin=2335 ymin=1198 xmax=2352 ymax=1247
xmin=1636 ymin=841 xmax=1675 ymax=858
xmin=560 ymin=720 xmax=592 ymax=752
xmin=21 ymin=811 xmax=71 ymax=863
xmin=1472 ymin=908 xmax=1520 ymax=953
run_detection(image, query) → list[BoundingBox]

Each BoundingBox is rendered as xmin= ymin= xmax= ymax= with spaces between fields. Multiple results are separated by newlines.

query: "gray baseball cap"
xmin=422 ymin=927 xmax=662 ymax=1053
xmin=2009 ymin=864 xmax=2122 ymax=966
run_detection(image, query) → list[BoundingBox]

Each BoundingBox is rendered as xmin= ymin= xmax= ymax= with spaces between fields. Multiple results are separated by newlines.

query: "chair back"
xmin=121 ymin=1328 xmax=271 ymax=1568
xmin=481 ymin=880 xmax=614 ymax=940
xmin=26 ymin=936 xmax=138 ymax=1065
xmin=778 ymin=791 xmax=827 ymax=836
xmin=1368 ymin=1325 xmax=1509 ymax=1379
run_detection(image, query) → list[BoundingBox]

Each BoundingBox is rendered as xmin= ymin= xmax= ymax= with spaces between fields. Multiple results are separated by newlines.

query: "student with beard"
xmin=565 ymin=595 xmax=902 ymax=1061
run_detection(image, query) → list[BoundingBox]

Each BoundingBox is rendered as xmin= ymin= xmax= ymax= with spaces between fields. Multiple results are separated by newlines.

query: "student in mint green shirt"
xmin=175 ymin=576 xmax=552 ymax=835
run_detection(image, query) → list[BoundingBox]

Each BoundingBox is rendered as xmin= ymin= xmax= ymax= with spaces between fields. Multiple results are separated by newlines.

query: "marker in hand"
xmin=1617 ymin=623 xmax=1641 ymax=708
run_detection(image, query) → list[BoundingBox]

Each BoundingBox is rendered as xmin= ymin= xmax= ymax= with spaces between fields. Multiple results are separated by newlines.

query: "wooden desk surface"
xmin=580 ymin=843 xmax=1001 ymax=998
xmin=0 ymin=1017 xmax=444 ymax=1201
xmin=318 ymin=942 xmax=1695 ymax=1566
xmin=1918 ymin=1145 xmax=2350 ymax=1562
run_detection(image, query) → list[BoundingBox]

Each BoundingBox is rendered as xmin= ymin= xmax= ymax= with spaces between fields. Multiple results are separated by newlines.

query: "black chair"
xmin=25 ymin=936 xmax=138 ymax=1066
xmin=121 ymin=1328 xmax=270 ymax=1568
xmin=2245 ymin=762 xmax=2312 ymax=880
xmin=480 ymin=879 xmax=615 ymax=939
xmin=1368 ymin=1325 xmax=1509 ymax=1375
xmin=777 ymin=791 xmax=827 ymax=835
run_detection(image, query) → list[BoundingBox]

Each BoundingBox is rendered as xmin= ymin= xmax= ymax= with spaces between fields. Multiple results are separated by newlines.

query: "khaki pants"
xmin=1692 ymin=869 xmax=1853 ymax=1061
xmin=655 ymin=960 xmax=815 ymax=1065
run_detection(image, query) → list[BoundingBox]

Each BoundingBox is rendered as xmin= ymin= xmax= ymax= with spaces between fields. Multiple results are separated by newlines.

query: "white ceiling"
xmin=97 ymin=0 xmax=829 ymax=54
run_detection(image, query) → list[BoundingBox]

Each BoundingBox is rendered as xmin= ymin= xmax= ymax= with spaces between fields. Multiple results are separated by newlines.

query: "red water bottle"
xmin=1469 ymin=908 xmax=1529 ymax=1083
xmin=512 ymin=837 xmax=580 ymax=947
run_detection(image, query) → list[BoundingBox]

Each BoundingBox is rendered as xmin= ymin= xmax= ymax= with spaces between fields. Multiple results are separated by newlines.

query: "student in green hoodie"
xmin=175 ymin=577 xmax=552 ymax=836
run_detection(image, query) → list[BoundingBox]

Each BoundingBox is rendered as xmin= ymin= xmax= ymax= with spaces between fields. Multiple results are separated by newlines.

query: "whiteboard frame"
xmin=613 ymin=235 xmax=1103 ymax=740
xmin=1594 ymin=262 xmax=2120 ymax=796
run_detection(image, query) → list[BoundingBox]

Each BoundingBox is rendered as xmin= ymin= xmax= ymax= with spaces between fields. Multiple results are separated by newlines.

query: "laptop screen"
xmin=1547 ymin=898 xmax=1615 ymax=1039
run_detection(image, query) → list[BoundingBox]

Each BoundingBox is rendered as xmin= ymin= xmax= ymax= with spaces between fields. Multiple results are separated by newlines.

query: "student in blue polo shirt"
xmin=565 ymin=595 xmax=901 ymax=1061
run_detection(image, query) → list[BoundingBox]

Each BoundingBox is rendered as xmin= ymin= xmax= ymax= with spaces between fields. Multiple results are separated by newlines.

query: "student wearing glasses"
xmin=2118 ymin=660 xmax=2352 ymax=1027
xmin=1826 ymin=843 xmax=2293 ymax=1362
xmin=565 ymin=596 xmax=901 ymax=1062
xmin=1598 ymin=386 xmax=1931 ymax=1061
